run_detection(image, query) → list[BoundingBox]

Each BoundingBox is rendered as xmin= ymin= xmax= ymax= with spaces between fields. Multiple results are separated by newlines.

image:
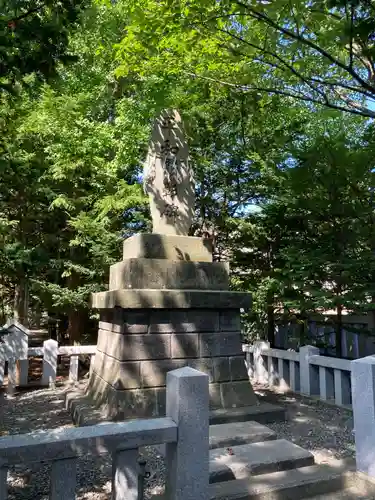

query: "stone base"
xmin=91 ymin=289 xmax=252 ymax=310
xmin=65 ymin=382 xmax=286 ymax=427
xmin=87 ymin=307 xmax=258 ymax=420
xmin=87 ymin=370 xmax=257 ymax=420
xmin=109 ymin=258 xmax=229 ymax=291
xmin=122 ymin=233 xmax=213 ymax=262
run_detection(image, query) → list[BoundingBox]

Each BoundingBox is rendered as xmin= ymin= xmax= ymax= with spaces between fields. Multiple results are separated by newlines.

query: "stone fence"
xmin=244 ymin=342 xmax=375 ymax=478
xmin=0 ymin=340 xmax=97 ymax=394
xmin=0 ymin=366 xmax=209 ymax=500
xmin=243 ymin=341 xmax=352 ymax=406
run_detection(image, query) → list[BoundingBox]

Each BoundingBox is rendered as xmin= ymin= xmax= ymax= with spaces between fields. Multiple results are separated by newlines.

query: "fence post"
xmin=18 ymin=359 xmax=28 ymax=386
xmin=299 ymin=345 xmax=320 ymax=396
xmin=0 ymin=466 xmax=7 ymax=499
xmin=319 ymin=366 xmax=334 ymax=401
xmin=0 ymin=354 xmax=4 ymax=386
xmin=42 ymin=339 xmax=58 ymax=387
xmin=289 ymin=360 xmax=300 ymax=392
xmin=69 ymin=356 xmax=79 ymax=383
xmin=89 ymin=353 xmax=96 ymax=378
xmin=165 ymin=367 xmax=209 ymax=500
xmin=7 ymin=358 xmax=16 ymax=396
xmin=253 ymin=340 xmax=270 ymax=384
xmin=351 ymin=356 xmax=375 ymax=477
xmin=243 ymin=347 xmax=253 ymax=378
xmin=112 ymin=449 xmax=139 ymax=500
xmin=50 ymin=458 xmax=77 ymax=500
xmin=334 ymin=369 xmax=351 ymax=406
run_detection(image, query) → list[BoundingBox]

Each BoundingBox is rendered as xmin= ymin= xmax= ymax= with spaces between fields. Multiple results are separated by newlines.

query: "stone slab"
xmin=91 ymin=289 xmax=252 ymax=310
xmin=220 ymin=380 xmax=258 ymax=408
xmin=209 ymin=439 xmax=314 ymax=483
xmin=209 ymin=421 xmax=277 ymax=450
xmin=154 ymin=464 xmax=366 ymax=500
xmin=149 ymin=309 xmax=220 ymax=333
xmin=96 ymin=330 xmax=171 ymax=361
xmin=91 ymin=352 xmax=141 ymax=390
xmin=211 ymin=355 xmax=248 ymax=383
xmin=208 ymin=466 xmax=356 ymax=500
xmin=297 ymin=488 xmax=375 ymax=499
xmin=122 ymin=233 xmax=213 ymax=261
xmin=210 ymin=403 xmax=286 ymax=425
xmin=109 ymin=259 xmax=229 ymax=291
xmin=87 ymin=371 xmax=167 ymax=419
xmin=140 ymin=359 xmax=188 ymax=387
xmin=220 ymin=310 xmax=241 ymax=332
xmin=171 ymin=333 xmax=199 ymax=358
xmin=200 ymin=332 xmax=242 ymax=357
xmin=99 ymin=309 xmax=150 ymax=334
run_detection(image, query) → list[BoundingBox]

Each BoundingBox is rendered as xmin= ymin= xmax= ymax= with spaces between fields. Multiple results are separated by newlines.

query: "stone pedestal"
xmin=88 ymin=233 xmax=257 ymax=420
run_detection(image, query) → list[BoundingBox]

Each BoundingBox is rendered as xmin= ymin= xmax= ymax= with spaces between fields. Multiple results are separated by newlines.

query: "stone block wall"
xmin=88 ymin=307 xmax=256 ymax=419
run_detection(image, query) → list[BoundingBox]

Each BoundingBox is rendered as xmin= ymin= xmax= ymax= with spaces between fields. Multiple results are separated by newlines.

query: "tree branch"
xmin=219 ymin=27 xmax=374 ymax=104
xmin=233 ymin=0 xmax=375 ymax=97
xmin=217 ymin=27 xmax=329 ymax=103
xmin=349 ymin=2 xmax=354 ymax=69
xmin=309 ymin=76 xmax=375 ymax=99
xmin=184 ymin=71 xmax=375 ymax=118
xmin=5 ymin=3 xmax=46 ymax=24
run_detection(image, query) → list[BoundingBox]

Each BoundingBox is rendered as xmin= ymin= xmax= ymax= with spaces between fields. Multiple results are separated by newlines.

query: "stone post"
xmin=42 ymin=339 xmax=58 ymax=387
xmin=253 ymin=340 xmax=270 ymax=384
xmin=351 ymin=356 xmax=375 ymax=477
xmin=165 ymin=367 xmax=209 ymax=500
xmin=299 ymin=345 xmax=320 ymax=396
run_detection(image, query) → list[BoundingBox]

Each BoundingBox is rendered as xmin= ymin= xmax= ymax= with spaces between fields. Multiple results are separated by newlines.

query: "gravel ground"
xmin=0 ymin=385 xmax=165 ymax=499
xmin=0 ymin=381 xmax=356 ymax=499
xmin=252 ymin=382 xmax=355 ymax=465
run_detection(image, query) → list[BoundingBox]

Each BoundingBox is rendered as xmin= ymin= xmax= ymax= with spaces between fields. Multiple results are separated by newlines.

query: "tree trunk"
xmin=67 ymin=309 xmax=86 ymax=345
xmin=335 ymin=302 xmax=343 ymax=358
xmin=369 ymin=296 xmax=375 ymax=335
xmin=13 ymin=279 xmax=29 ymax=327
xmin=266 ymin=293 xmax=275 ymax=347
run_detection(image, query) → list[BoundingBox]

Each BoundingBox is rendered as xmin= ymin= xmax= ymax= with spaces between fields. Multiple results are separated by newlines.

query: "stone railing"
xmin=243 ymin=341 xmax=352 ymax=407
xmin=0 ymin=367 xmax=209 ymax=500
xmin=0 ymin=340 xmax=97 ymax=393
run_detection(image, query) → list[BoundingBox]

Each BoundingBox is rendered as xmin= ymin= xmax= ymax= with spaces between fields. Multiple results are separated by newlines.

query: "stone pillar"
xmin=351 ymin=356 xmax=375 ymax=477
xmin=88 ymin=233 xmax=257 ymax=420
xmin=299 ymin=345 xmax=320 ymax=396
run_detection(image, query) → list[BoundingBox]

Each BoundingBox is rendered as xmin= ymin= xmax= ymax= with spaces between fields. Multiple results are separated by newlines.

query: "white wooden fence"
xmin=243 ymin=341 xmax=352 ymax=407
xmin=0 ymin=367 xmax=209 ymax=500
xmin=0 ymin=340 xmax=96 ymax=394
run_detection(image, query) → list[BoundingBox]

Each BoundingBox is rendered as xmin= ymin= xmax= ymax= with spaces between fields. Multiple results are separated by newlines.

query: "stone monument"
xmin=87 ymin=109 xmax=260 ymax=420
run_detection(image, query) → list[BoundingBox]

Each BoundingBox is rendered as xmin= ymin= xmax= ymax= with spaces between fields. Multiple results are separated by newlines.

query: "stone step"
xmin=209 ymin=421 xmax=277 ymax=450
xmin=209 ymin=439 xmax=314 ymax=483
xmin=210 ymin=403 xmax=286 ymax=425
xmin=302 ymin=488 xmax=373 ymax=499
xmin=209 ymin=465 xmax=358 ymax=500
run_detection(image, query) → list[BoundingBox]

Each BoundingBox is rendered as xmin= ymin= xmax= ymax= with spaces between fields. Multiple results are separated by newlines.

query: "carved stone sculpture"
xmin=143 ymin=109 xmax=194 ymax=236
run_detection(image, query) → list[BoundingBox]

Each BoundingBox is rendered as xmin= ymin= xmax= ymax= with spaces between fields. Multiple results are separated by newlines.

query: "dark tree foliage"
xmin=0 ymin=0 xmax=87 ymax=91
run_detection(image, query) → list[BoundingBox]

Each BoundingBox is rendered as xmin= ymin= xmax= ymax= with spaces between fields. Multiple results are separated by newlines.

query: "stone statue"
xmin=143 ymin=109 xmax=194 ymax=236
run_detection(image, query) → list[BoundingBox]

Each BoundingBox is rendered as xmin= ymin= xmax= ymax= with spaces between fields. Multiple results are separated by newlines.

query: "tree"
xmin=0 ymin=0 xmax=88 ymax=91
xmin=0 ymin=2 xmax=149 ymax=339
xmin=114 ymin=0 xmax=375 ymax=117
xmin=278 ymin=132 xmax=375 ymax=355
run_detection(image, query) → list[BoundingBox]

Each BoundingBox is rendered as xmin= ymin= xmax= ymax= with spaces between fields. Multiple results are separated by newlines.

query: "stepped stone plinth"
xmin=86 ymin=110 xmax=260 ymax=420
xmin=88 ymin=231 xmax=257 ymax=419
